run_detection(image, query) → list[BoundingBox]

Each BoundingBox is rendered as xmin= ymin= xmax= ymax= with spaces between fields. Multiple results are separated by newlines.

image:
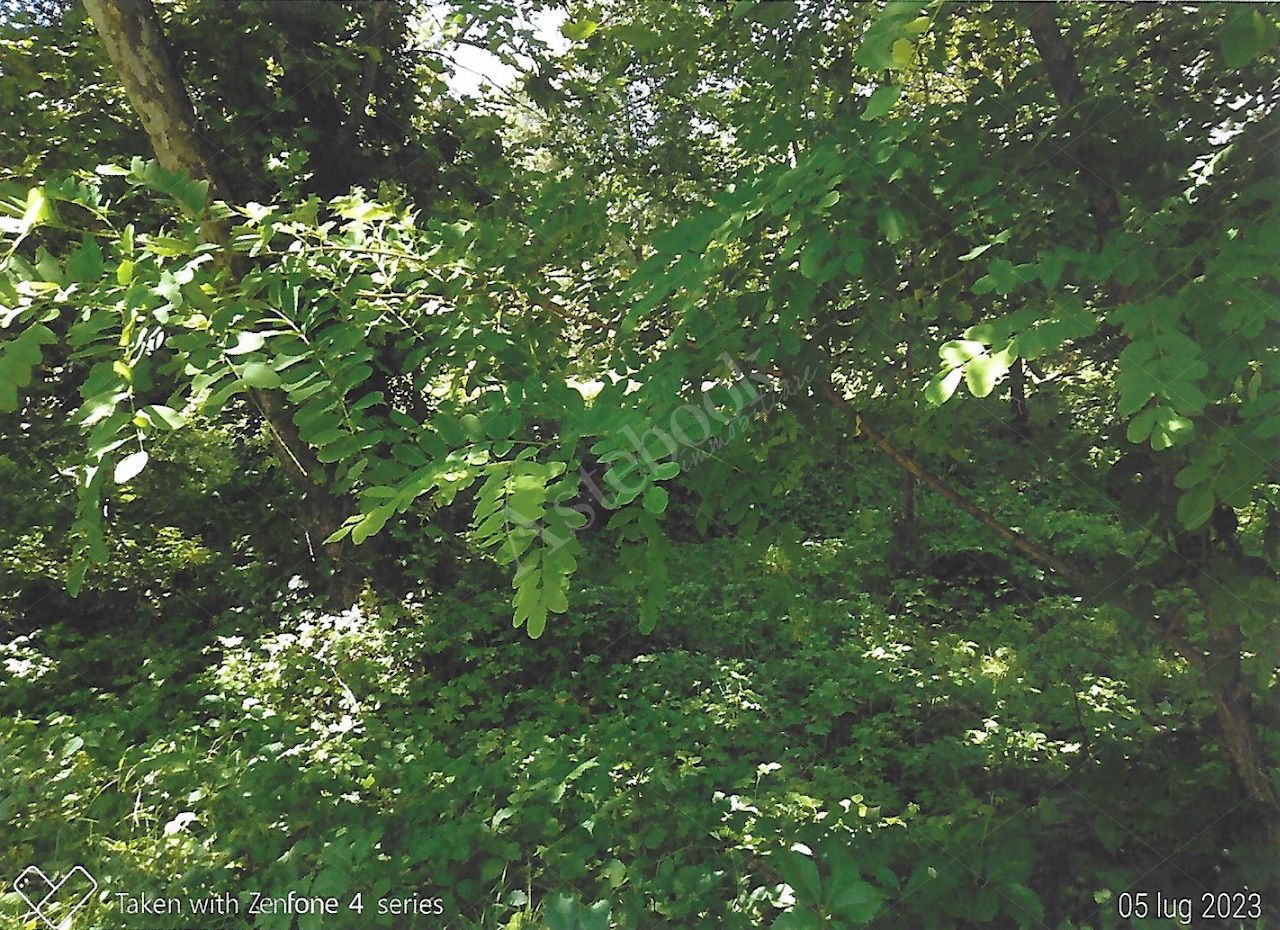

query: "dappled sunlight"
xmin=3 ymin=0 xmax=1278 ymax=926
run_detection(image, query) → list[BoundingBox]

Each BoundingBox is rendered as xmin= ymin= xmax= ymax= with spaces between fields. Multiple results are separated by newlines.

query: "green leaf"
xmin=1160 ymin=378 xmax=1207 ymax=415
xmin=561 ymin=19 xmax=599 ymax=41
xmin=0 ymin=323 xmax=58 ymax=412
xmin=1092 ymin=813 xmax=1124 ymax=854
xmin=309 ymin=867 xmax=348 ymax=899
xmin=939 ymin=340 xmax=983 ymax=367
xmin=861 ymin=85 xmax=902 ymax=121
xmin=1220 ymin=8 xmax=1278 ymax=68
xmin=66 ymin=236 xmax=104 ymax=283
xmin=971 ymin=273 xmax=996 ymax=295
xmin=855 ymin=38 xmax=895 ymax=71
xmin=1002 ymin=883 xmax=1045 ymax=929
xmin=238 ymin=361 xmax=282 ymax=388
xmin=924 ymin=368 xmax=962 ymax=406
xmin=578 ymin=900 xmax=611 ymax=930
xmin=828 ymin=880 xmax=884 ymax=923
xmin=652 ymin=461 xmax=680 ymax=480
xmin=799 ymin=233 xmax=834 ymax=278
xmin=1115 ymin=366 xmax=1159 ymax=417
xmin=964 ymin=353 xmax=1010 ymax=398
xmin=20 ymin=185 xmax=56 ymax=234
xmin=643 ymin=485 xmax=669 ymax=515
xmin=843 ymin=242 xmax=866 ymax=275
xmin=1125 ymin=406 xmax=1158 ymax=444
xmin=777 ymin=850 xmax=822 ymax=903
xmin=958 ymin=229 xmax=1010 ymax=263
xmin=138 ymin=405 xmax=185 ymax=430
xmin=351 ymin=504 xmax=394 ymax=545
xmin=145 ymin=235 xmax=192 ymax=257
xmin=959 ymin=242 xmax=993 ymax=262
xmin=890 ymin=38 xmax=915 ymax=68
xmin=1150 ymin=409 xmax=1193 ymax=450
xmin=877 ymin=207 xmax=907 ymax=243
xmin=62 ymin=735 xmax=85 ymax=757
xmin=114 ymin=450 xmax=149 ymax=484
xmin=542 ymin=892 xmax=578 ymax=930
xmin=1177 ymin=484 xmax=1215 ymax=529
xmin=226 ymin=332 xmax=267 ymax=355
xmin=1037 ymin=251 xmax=1066 ymax=289
xmin=772 ymin=910 xmax=821 ymax=930
xmin=334 ymin=197 xmax=396 ymax=222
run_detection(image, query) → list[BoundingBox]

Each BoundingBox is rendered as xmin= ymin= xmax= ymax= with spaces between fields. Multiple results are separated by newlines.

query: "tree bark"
xmin=895 ymin=468 xmax=917 ymax=561
xmin=81 ymin=0 xmax=229 ymax=196
xmin=1008 ymin=357 xmax=1029 ymax=438
xmin=83 ymin=0 xmax=361 ymax=602
xmin=1026 ymin=2 xmax=1120 ymax=227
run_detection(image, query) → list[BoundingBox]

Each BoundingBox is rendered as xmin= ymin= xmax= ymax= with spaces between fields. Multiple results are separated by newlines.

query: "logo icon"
xmin=12 ymin=866 xmax=97 ymax=928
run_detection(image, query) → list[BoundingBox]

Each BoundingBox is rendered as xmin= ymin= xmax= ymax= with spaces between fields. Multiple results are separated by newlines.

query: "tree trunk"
xmin=1202 ymin=606 xmax=1280 ymax=901
xmin=82 ymin=0 xmax=361 ymax=603
xmin=892 ymin=468 xmax=918 ymax=571
xmin=1008 ymin=357 xmax=1029 ymax=438
xmin=81 ymin=0 xmax=229 ymax=196
xmin=1026 ymin=2 xmax=1119 ymax=227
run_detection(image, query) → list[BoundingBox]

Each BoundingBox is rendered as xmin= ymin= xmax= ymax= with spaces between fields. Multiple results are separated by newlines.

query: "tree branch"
xmin=83 ymin=0 xmax=361 ymax=592
xmin=1026 ymin=2 xmax=1120 ymax=226
xmin=750 ymin=362 xmax=1218 ymax=677
xmin=814 ymin=376 xmax=1091 ymax=589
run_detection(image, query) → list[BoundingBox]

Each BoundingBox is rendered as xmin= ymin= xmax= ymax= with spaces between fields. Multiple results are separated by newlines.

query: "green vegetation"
xmin=1 ymin=1 xmax=1278 ymax=928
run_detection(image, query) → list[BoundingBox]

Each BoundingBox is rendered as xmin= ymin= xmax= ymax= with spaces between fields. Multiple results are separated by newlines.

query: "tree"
xmin=515 ymin=0 xmax=1280 ymax=885
xmin=618 ymin=0 xmax=1280 ymax=883
xmin=3 ymin=0 xmax=1278 ymax=899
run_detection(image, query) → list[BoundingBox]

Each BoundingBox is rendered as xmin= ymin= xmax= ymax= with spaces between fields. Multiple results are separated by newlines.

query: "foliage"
xmin=0 ymin=477 xmax=1257 ymax=927
xmin=2 ymin=0 xmax=1279 ymax=926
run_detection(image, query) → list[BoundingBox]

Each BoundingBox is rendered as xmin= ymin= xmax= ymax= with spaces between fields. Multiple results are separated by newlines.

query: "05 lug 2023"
xmin=1116 ymin=890 xmax=1263 ymax=923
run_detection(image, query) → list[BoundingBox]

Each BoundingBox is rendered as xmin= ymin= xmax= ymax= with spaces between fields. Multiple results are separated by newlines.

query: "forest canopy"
xmin=1 ymin=1 xmax=1278 ymax=928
